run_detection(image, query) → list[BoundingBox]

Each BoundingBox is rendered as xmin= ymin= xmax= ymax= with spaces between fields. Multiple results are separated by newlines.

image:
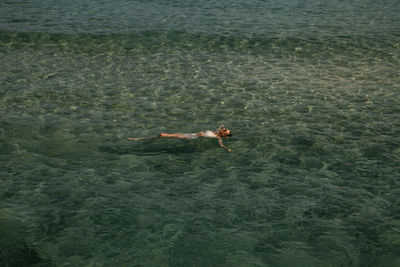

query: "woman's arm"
xmin=217 ymin=137 xmax=233 ymax=152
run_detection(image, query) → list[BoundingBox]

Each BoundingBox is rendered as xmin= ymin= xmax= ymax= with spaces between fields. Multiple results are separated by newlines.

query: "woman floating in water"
xmin=127 ymin=125 xmax=233 ymax=152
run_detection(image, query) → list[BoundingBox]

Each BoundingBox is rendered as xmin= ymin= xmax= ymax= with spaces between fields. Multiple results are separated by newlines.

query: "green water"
xmin=1 ymin=1 xmax=400 ymax=266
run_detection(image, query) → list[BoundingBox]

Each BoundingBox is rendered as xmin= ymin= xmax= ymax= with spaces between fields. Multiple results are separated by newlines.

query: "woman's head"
xmin=217 ymin=128 xmax=232 ymax=137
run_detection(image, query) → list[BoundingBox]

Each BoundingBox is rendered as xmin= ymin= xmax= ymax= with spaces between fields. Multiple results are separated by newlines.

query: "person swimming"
xmin=127 ymin=125 xmax=233 ymax=152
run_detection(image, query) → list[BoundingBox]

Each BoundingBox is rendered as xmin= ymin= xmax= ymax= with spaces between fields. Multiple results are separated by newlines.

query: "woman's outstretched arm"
xmin=217 ymin=137 xmax=233 ymax=152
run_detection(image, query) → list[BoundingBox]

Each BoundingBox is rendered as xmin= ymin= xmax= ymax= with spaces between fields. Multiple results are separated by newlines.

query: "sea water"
xmin=1 ymin=0 xmax=400 ymax=266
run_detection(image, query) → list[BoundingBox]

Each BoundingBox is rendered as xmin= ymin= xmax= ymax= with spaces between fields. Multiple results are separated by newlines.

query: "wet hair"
xmin=218 ymin=128 xmax=232 ymax=137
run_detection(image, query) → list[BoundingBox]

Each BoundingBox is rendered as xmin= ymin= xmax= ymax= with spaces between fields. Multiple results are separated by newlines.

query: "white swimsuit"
xmin=203 ymin=130 xmax=217 ymax=138
xmin=181 ymin=131 xmax=216 ymax=139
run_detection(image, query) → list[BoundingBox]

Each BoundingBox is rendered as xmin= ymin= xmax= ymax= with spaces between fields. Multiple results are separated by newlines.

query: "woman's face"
xmin=219 ymin=128 xmax=232 ymax=137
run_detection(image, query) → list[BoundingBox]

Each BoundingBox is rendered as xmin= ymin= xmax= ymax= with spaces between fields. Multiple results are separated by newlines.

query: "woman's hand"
xmin=218 ymin=137 xmax=233 ymax=152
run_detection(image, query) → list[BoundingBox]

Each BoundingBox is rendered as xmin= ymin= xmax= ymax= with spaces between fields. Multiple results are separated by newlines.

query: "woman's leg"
xmin=159 ymin=133 xmax=188 ymax=139
xmin=127 ymin=136 xmax=158 ymax=141
xmin=128 ymin=132 xmax=198 ymax=141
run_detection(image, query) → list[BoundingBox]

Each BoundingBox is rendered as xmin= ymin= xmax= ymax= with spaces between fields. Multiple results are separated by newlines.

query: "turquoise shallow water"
xmin=1 ymin=0 xmax=400 ymax=266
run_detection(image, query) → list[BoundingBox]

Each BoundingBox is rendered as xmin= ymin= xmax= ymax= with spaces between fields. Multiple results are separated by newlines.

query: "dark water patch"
xmin=0 ymin=211 xmax=52 ymax=266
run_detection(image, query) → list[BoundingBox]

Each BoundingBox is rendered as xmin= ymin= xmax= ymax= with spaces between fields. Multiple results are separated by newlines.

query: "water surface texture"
xmin=1 ymin=0 xmax=400 ymax=266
